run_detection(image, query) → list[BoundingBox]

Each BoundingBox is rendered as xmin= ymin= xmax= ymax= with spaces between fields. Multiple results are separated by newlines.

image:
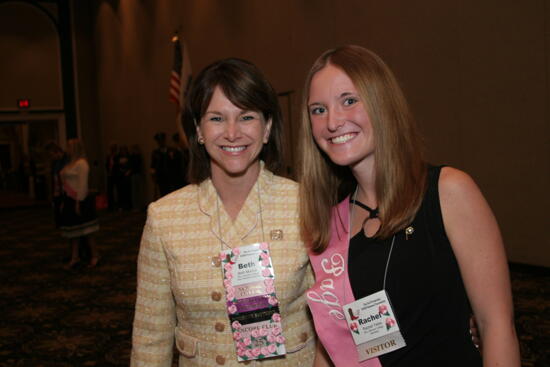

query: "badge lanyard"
xmin=215 ymin=178 xmax=287 ymax=362
xmin=344 ymin=187 xmax=406 ymax=361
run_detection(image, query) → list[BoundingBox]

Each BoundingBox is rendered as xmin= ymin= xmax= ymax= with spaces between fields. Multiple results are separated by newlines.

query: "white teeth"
xmin=331 ymin=133 xmax=355 ymax=144
xmin=222 ymin=146 xmax=246 ymax=152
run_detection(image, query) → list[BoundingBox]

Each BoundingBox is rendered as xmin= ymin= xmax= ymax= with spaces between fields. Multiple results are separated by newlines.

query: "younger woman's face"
xmin=308 ymin=64 xmax=375 ymax=169
xmin=197 ymin=86 xmax=272 ymax=180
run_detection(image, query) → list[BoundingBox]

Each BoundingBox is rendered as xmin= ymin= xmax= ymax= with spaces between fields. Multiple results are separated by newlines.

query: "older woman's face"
xmin=308 ymin=64 xmax=374 ymax=169
xmin=197 ymin=86 xmax=271 ymax=180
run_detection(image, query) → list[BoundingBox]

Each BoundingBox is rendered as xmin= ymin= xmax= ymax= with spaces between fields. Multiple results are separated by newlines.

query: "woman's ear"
xmin=263 ymin=118 xmax=273 ymax=144
xmin=196 ymin=125 xmax=205 ymax=145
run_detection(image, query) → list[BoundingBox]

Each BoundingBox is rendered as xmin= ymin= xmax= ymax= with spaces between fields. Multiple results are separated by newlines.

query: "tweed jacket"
xmin=131 ymin=167 xmax=316 ymax=367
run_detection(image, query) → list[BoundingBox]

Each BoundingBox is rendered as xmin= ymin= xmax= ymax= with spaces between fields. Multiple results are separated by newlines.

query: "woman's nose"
xmin=225 ymin=120 xmax=242 ymax=141
xmin=327 ymin=109 xmax=345 ymax=132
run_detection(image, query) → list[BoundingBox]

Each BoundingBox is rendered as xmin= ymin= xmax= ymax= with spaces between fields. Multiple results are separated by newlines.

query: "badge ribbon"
xmin=220 ymin=242 xmax=286 ymax=361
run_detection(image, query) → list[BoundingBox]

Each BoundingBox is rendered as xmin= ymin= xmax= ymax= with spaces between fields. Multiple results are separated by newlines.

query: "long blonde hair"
xmin=299 ymin=45 xmax=427 ymax=253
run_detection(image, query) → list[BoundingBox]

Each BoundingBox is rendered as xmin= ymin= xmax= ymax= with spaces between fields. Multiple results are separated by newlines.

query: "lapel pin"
xmin=211 ymin=256 xmax=221 ymax=267
xmin=405 ymin=226 xmax=414 ymax=240
xmin=270 ymin=229 xmax=283 ymax=241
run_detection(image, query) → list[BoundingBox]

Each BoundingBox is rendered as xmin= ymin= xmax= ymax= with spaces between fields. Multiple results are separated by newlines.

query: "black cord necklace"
xmin=350 ymin=197 xmax=379 ymax=233
xmin=350 ymin=198 xmax=379 ymax=218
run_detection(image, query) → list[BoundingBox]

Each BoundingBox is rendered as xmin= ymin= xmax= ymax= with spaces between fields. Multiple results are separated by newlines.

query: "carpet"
xmin=0 ymin=207 xmax=547 ymax=366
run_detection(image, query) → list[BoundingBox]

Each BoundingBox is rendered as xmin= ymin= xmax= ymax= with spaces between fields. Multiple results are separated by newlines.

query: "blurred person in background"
xmin=150 ymin=132 xmax=172 ymax=198
xmin=60 ymin=138 xmax=100 ymax=269
xmin=105 ymin=142 xmax=119 ymax=211
xmin=45 ymin=141 xmax=68 ymax=228
xmin=129 ymin=144 xmax=144 ymax=211
xmin=171 ymin=132 xmax=189 ymax=189
xmin=117 ymin=145 xmax=132 ymax=210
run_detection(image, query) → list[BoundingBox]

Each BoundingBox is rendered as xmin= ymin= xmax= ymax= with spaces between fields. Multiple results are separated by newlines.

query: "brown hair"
xmin=181 ymin=58 xmax=284 ymax=184
xmin=299 ymin=45 xmax=427 ymax=253
xmin=66 ymin=138 xmax=86 ymax=162
xmin=44 ymin=141 xmax=63 ymax=154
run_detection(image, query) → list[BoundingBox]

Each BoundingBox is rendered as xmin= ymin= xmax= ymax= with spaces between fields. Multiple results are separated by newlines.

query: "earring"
xmin=198 ymin=136 xmax=205 ymax=145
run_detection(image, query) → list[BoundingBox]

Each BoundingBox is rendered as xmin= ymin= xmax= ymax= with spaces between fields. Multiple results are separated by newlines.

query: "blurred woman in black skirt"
xmin=60 ymin=138 xmax=100 ymax=269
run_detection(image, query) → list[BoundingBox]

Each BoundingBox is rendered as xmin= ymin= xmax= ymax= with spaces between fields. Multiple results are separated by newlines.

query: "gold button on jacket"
xmin=214 ymin=322 xmax=225 ymax=332
xmin=131 ymin=166 xmax=316 ymax=367
xmin=211 ymin=291 xmax=222 ymax=302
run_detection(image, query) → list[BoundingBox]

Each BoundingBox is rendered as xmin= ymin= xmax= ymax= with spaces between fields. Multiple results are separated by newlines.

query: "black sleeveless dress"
xmin=348 ymin=166 xmax=482 ymax=367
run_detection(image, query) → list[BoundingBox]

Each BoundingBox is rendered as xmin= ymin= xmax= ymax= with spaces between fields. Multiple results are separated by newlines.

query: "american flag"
xmin=169 ymin=34 xmax=193 ymax=147
xmin=169 ymin=35 xmax=183 ymax=107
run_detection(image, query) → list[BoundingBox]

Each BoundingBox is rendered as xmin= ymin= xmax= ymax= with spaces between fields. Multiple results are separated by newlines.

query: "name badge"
xmin=343 ymin=290 xmax=406 ymax=361
xmin=220 ymin=243 xmax=286 ymax=361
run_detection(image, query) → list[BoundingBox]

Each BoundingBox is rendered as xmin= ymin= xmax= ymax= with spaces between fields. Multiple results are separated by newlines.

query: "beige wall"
xmin=0 ymin=1 xmax=546 ymax=265
xmin=0 ymin=2 xmax=62 ymax=110
xmin=89 ymin=1 xmax=549 ymax=266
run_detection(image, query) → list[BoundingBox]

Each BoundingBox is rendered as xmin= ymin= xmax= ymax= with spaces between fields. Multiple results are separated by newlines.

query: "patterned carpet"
xmin=0 ymin=207 xmax=548 ymax=366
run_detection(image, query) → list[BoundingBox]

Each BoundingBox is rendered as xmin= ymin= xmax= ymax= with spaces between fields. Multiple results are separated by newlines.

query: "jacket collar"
xmin=197 ymin=162 xmax=274 ymax=247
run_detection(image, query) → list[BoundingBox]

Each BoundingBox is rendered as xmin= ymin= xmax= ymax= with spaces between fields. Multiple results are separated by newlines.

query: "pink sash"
xmin=307 ymin=197 xmax=382 ymax=367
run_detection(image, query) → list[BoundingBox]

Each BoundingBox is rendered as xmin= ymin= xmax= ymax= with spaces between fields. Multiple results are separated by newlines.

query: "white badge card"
xmin=343 ymin=290 xmax=406 ymax=361
xmin=220 ymin=243 xmax=286 ymax=361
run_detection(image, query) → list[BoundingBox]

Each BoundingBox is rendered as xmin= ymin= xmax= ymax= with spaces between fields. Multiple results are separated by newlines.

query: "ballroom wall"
xmin=2 ymin=0 xmax=548 ymax=266
xmin=89 ymin=0 xmax=549 ymax=266
xmin=0 ymin=2 xmax=62 ymax=110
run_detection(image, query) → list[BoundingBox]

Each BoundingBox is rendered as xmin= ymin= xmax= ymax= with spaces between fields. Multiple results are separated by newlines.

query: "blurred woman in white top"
xmin=60 ymin=138 xmax=100 ymax=268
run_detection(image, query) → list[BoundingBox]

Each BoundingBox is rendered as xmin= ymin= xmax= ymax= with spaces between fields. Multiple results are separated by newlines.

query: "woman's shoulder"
xmin=269 ymin=174 xmax=299 ymax=204
xmin=271 ymin=173 xmax=299 ymax=190
xmin=438 ymin=166 xmax=480 ymax=202
xmin=149 ymin=184 xmax=198 ymax=212
xmin=63 ymin=158 xmax=88 ymax=172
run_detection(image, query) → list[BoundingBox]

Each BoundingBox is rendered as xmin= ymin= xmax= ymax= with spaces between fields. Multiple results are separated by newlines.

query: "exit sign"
xmin=17 ymin=99 xmax=30 ymax=109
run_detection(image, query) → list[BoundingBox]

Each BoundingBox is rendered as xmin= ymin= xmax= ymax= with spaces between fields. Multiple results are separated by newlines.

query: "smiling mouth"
xmin=221 ymin=146 xmax=246 ymax=152
xmin=330 ymin=133 xmax=356 ymax=144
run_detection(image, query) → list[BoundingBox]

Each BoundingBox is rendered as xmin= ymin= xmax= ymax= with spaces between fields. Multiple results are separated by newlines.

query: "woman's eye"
xmin=209 ymin=116 xmax=222 ymax=122
xmin=241 ymin=115 xmax=256 ymax=121
xmin=343 ymin=97 xmax=358 ymax=106
xmin=310 ymin=106 xmax=326 ymax=115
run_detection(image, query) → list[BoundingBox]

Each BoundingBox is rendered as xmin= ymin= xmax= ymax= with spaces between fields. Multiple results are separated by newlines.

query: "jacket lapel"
xmin=197 ymin=165 xmax=272 ymax=248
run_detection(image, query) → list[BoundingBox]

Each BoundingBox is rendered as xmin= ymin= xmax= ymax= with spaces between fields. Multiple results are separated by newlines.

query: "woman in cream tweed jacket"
xmin=131 ymin=58 xmax=316 ymax=367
